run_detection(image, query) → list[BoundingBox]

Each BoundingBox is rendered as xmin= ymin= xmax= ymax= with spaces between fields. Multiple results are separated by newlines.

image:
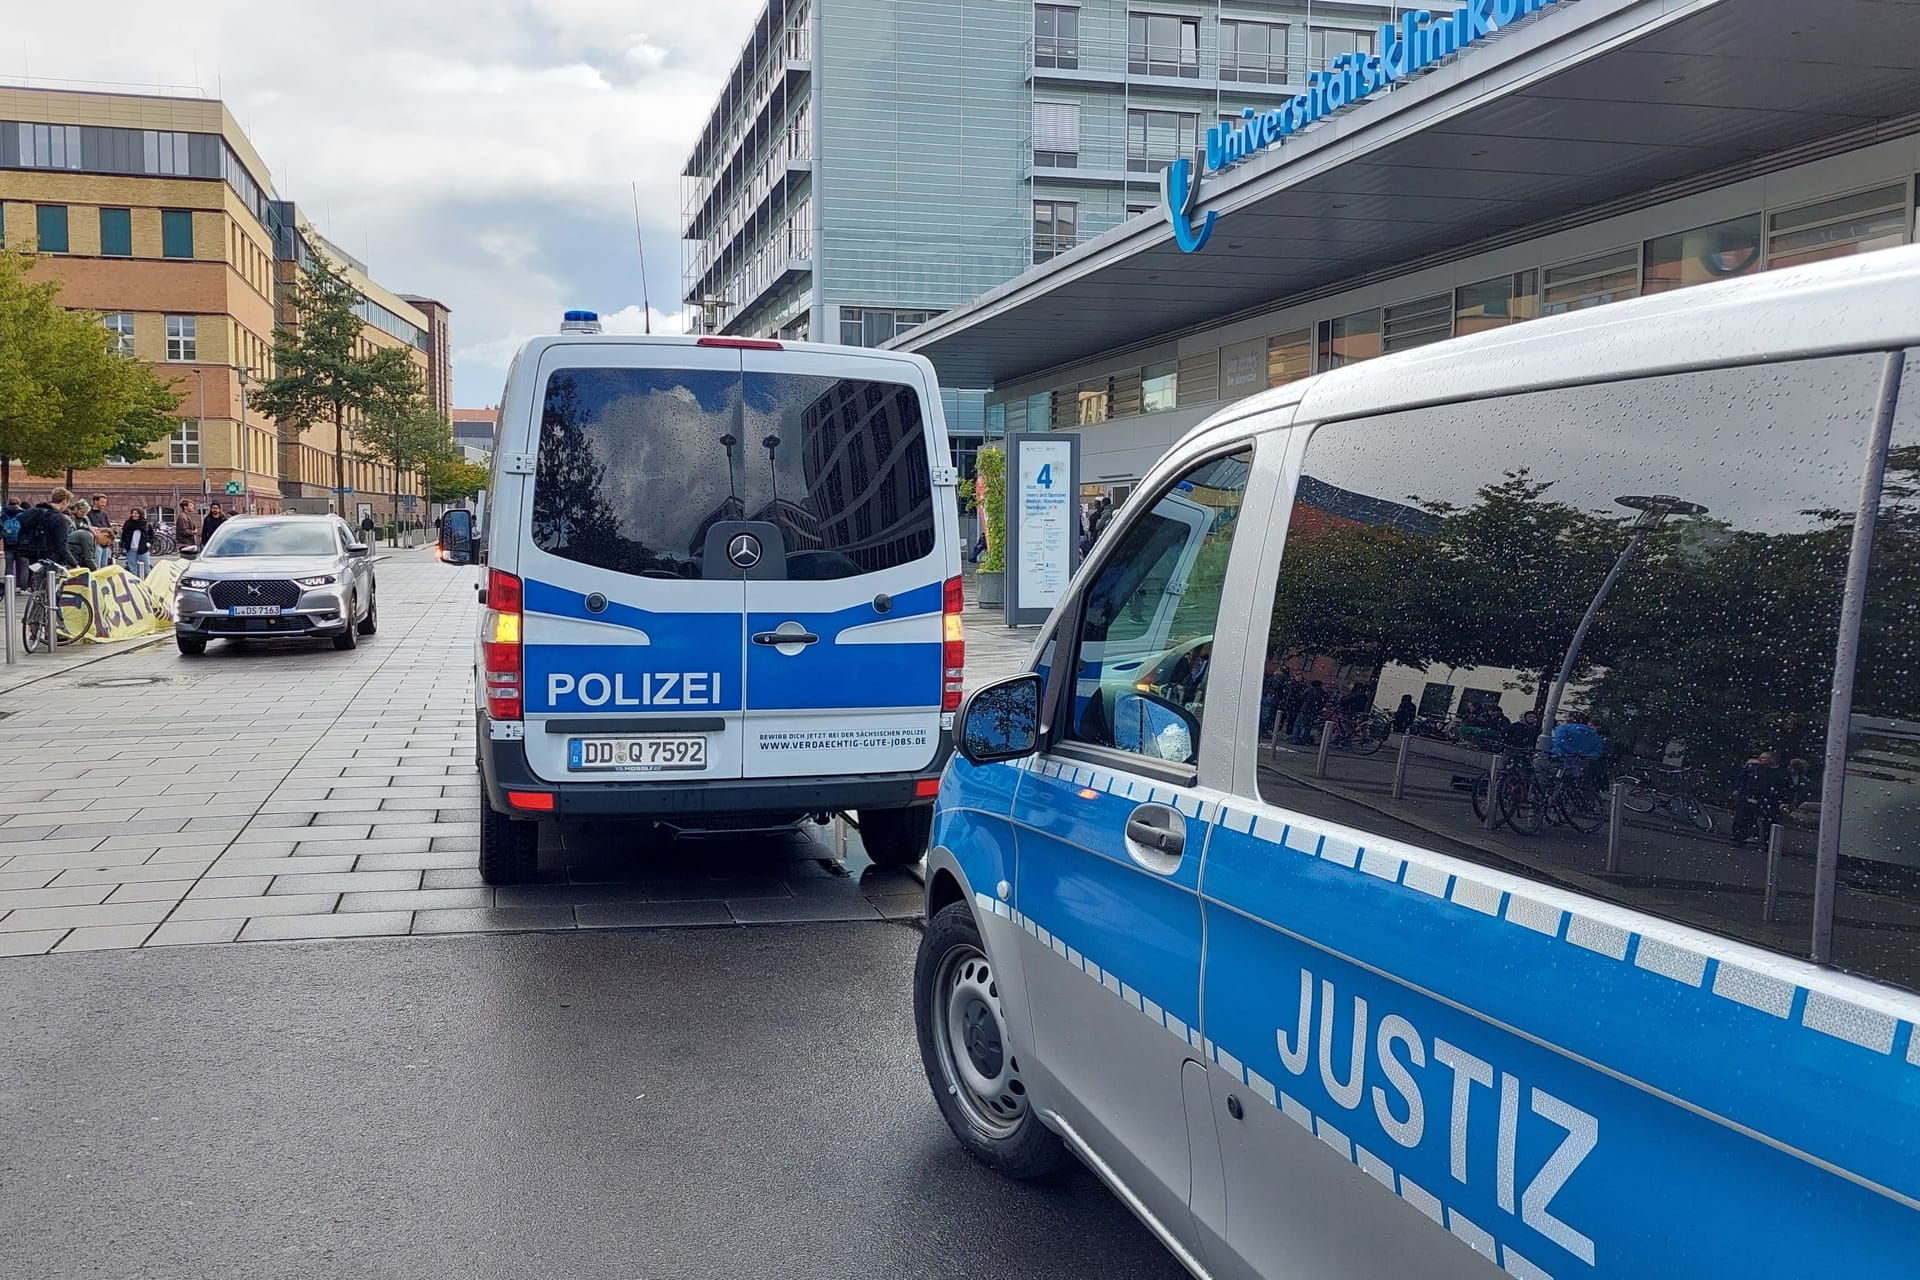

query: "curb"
xmin=0 ymin=631 xmax=174 ymax=698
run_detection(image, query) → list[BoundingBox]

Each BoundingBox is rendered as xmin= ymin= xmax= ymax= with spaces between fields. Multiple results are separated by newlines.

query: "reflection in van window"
xmin=1252 ymin=356 xmax=1895 ymax=979
xmin=741 ymin=372 xmax=935 ymax=577
xmin=532 ymin=367 xmax=936 ymax=581
xmin=1831 ymin=355 xmax=1920 ymax=983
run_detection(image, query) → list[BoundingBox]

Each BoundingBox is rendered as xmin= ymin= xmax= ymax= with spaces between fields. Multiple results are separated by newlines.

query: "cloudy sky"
xmin=12 ymin=0 xmax=765 ymax=406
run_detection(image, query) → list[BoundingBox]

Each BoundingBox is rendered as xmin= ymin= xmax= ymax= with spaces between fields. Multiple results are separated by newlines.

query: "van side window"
xmin=1831 ymin=351 xmax=1920 ymax=984
xmin=1061 ymin=449 xmax=1252 ymax=766
xmin=1252 ymin=356 xmax=1901 ymax=979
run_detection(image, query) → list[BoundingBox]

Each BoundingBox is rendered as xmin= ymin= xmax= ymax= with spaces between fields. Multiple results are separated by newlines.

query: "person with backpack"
xmin=2 ymin=500 xmax=24 ymax=588
xmin=16 ymin=488 xmax=79 ymax=576
xmin=121 ymin=509 xmax=155 ymax=579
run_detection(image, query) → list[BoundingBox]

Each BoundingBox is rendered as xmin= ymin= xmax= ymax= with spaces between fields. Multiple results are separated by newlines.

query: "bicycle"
xmin=1324 ymin=710 xmax=1390 ymax=756
xmin=1500 ymin=755 xmax=1606 ymax=836
xmin=21 ymin=562 xmax=93 ymax=652
xmin=1615 ymin=766 xmax=1716 ymax=833
xmin=150 ymin=525 xmax=178 ymax=557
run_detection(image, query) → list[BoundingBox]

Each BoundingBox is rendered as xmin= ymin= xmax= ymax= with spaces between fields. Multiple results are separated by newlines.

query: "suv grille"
xmin=208 ymin=579 xmax=302 ymax=608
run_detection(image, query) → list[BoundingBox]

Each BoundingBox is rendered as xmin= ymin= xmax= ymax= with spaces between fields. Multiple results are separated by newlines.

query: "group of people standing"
xmin=1 ymin=491 xmax=226 ymax=585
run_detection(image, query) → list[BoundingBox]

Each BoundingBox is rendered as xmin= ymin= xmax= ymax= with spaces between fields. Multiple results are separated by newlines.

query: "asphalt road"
xmin=0 ymin=921 xmax=1187 ymax=1280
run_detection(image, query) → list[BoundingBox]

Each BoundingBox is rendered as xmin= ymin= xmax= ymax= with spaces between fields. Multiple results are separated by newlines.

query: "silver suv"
xmin=174 ymin=515 xmax=377 ymax=655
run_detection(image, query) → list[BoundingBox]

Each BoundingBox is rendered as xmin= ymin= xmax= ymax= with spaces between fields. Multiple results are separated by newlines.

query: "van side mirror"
xmin=957 ymin=674 xmax=1041 ymax=765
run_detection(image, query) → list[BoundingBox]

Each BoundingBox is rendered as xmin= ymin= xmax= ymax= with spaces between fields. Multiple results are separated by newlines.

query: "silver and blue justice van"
xmin=473 ymin=317 xmax=963 ymax=884
xmin=916 ymin=247 xmax=1920 ymax=1278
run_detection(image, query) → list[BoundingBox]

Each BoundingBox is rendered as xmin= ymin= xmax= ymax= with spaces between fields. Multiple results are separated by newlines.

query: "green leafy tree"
xmin=426 ymin=452 xmax=490 ymax=505
xmin=358 ymin=392 xmax=443 ymax=522
xmin=0 ymin=246 xmax=181 ymax=498
xmin=253 ymin=254 xmax=423 ymax=516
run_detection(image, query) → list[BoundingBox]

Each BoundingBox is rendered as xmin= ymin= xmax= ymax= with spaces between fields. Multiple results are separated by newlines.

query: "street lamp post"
xmin=235 ymin=364 xmax=251 ymax=513
xmin=194 ymin=366 xmax=208 ymax=502
xmin=1534 ymin=495 xmax=1709 ymax=769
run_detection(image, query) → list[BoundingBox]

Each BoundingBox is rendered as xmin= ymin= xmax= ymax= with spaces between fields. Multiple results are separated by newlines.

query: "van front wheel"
xmin=858 ymin=805 xmax=932 ymax=868
xmin=479 ymin=805 xmax=540 ymax=884
xmin=915 ymin=901 xmax=1067 ymax=1180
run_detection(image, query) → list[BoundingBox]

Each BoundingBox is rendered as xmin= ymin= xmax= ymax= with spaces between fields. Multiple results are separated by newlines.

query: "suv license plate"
xmin=229 ymin=605 xmax=284 ymax=616
xmin=568 ymin=735 xmax=707 ymax=771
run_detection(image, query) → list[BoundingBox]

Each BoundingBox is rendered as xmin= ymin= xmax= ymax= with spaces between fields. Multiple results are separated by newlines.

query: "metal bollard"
xmin=1391 ymin=732 xmax=1410 ymax=800
xmin=1269 ymin=710 xmax=1285 ymax=755
xmin=2 ymin=577 xmax=13 ymax=665
xmin=44 ymin=565 xmax=58 ymax=652
xmin=1315 ymin=723 xmax=1333 ymax=778
xmin=1483 ymin=754 xmax=1503 ymax=831
xmin=1764 ymin=823 xmax=1784 ymax=923
xmin=1606 ymin=781 xmax=1627 ymax=874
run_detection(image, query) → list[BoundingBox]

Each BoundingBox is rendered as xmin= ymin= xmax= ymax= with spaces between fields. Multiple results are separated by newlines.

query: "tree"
xmin=358 ymin=393 xmax=444 ymax=523
xmin=426 ymin=452 xmax=490 ymax=505
xmin=253 ymin=254 xmax=422 ymax=517
xmin=0 ymin=246 xmax=181 ymax=499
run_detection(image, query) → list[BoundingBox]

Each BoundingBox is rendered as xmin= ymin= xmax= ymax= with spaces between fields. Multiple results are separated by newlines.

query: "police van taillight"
xmin=942 ymin=575 xmax=965 ymax=713
xmin=482 ymin=568 xmax=523 ymax=721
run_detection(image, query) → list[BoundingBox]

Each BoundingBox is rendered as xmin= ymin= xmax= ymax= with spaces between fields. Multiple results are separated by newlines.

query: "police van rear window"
xmin=530 ymin=367 xmax=937 ymax=580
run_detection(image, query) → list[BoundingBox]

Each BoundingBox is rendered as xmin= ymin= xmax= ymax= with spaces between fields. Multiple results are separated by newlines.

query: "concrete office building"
xmin=900 ymin=0 xmax=1920 ymax=500
xmin=681 ymin=0 xmax=1398 ymax=466
xmin=452 ymin=406 xmax=498 ymax=457
xmin=0 ymin=84 xmax=442 ymax=520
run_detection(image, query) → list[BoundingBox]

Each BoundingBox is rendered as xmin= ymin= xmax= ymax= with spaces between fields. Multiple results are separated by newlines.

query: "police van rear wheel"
xmin=915 ymin=902 xmax=1068 ymax=1180
xmin=479 ymin=805 xmax=539 ymax=885
xmin=859 ymin=806 xmax=932 ymax=869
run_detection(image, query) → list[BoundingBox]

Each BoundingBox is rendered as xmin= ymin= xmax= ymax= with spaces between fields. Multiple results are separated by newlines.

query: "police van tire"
xmin=479 ymin=805 xmax=539 ymax=885
xmin=858 ymin=806 xmax=933 ymax=868
xmin=915 ymin=901 xmax=1069 ymax=1181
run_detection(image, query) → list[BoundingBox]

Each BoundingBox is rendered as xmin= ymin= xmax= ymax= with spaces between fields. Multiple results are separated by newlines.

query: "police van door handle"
xmin=1124 ymin=803 xmax=1186 ymax=872
xmin=752 ymin=629 xmax=820 ymax=646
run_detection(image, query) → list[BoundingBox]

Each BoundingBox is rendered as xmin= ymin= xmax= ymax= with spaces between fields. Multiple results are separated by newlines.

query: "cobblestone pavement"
xmin=0 ymin=548 xmax=950 ymax=955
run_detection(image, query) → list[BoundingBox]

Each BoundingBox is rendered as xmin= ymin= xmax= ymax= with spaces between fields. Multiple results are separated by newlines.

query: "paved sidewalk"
xmin=0 ymin=548 xmax=946 ymax=956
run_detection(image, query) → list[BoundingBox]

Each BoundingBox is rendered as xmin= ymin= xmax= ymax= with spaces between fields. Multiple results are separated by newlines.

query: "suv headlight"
xmin=295 ymin=574 xmax=337 ymax=588
xmin=182 ymin=577 xmax=213 ymax=590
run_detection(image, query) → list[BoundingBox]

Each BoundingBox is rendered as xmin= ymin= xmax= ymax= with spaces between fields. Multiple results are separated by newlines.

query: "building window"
xmin=103 ymin=312 xmax=136 ymax=357
xmin=99 ymin=208 xmax=133 ymax=257
xmin=1032 ymin=100 xmax=1080 ymax=168
xmin=1035 ymin=4 xmax=1079 ymax=69
xmin=985 ymin=402 xmax=1007 ymax=439
xmin=1543 ymin=247 xmax=1640 ymax=315
xmin=1221 ymin=20 xmax=1288 ymax=83
xmin=161 ymin=210 xmax=194 ymax=259
xmin=1454 ymin=270 xmax=1540 ymax=334
xmin=1317 ymin=308 xmax=1381 ymax=369
xmin=1308 ymin=25 xmax=1375 ymax=72
xmin=169 ymin=420 xmax=200 ymax=466
xmin=1033 ymin=200 xmax=1078 ymax=263
xmin=1077 ymin=380 xmax=1111 ymax=425
xmin=34 ymin=205 xmax=69 ymax=254
xmin=1141 ymin=360 xmax=1178 ymax=413
xmin=1127 ymin=109 xmax=1200 ymax=174
xmin=17 ymin=123 xmax=80 ymax=169
xmin=1640 ymin=214 xmax=1762 ymax=294
xmin=1128 ymin=12 xmax=1200 ymax=78
xmin=1381 ymin=292 xmax=1453 ymax=353
xmin=144 ymin=130 xmax=190 ymax=176
xmin=838 ymin=307 xmax=935 ymax=348
xmin=1126 ymin=204 xmax=1156 ymax=219
xmin=165 ymin=315 xmax=197 ymax=362
xmin=1268 ymin=328 xmax=1313 ymax=386
xmin=1766 ymin=184 xmax=1908 ymax=271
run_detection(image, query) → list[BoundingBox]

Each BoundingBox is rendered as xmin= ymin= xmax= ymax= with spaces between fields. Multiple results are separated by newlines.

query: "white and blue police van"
xmin=473 ymin=312 xmax=963 ymax=884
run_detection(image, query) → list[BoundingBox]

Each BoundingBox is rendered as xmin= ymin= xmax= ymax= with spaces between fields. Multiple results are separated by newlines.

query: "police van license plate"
xmin=568 ymin=736 xmax=706 ymax=771
xmin=229 ymin=605 xmax=283 ymax=616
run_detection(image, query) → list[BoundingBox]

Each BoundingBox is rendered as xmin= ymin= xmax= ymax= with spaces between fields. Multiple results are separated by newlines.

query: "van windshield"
xmin=531 ymin=365 xmax=936 ymax=580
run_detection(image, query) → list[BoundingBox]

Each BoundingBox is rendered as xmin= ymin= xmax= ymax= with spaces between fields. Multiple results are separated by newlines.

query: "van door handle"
xmin=1125 ymin=818 xmax=1184 ymax=855
xmin=752 ymin=629 xmax=820 ymax=646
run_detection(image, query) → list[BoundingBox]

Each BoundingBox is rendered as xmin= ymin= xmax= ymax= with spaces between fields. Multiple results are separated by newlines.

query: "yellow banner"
xmin=57 ymin=564 xmax=179 ymax=643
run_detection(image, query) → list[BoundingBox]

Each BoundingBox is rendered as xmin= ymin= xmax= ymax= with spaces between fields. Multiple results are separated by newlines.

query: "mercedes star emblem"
xmin=727 ymin=534 xmax=763 ymax=569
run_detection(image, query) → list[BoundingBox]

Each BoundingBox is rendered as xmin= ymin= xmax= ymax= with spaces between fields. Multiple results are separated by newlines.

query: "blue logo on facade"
xmin=1165 ymin=157 xmax=1215 ymax=254
xmin=1166 ymin=0 xmax=1568 ymax=253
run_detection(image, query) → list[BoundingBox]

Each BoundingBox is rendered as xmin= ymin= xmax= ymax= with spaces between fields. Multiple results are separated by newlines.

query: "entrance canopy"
xmin=898 ymin=0 xmax=1920 ymax=387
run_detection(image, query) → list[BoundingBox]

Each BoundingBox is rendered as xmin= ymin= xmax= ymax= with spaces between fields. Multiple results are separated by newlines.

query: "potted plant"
xmin=975 ymin=446 xmax=1006 ymax=608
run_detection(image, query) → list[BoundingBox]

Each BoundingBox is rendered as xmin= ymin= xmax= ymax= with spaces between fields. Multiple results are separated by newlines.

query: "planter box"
xmin=976 ymin=570 xmax=1005 ymax=609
